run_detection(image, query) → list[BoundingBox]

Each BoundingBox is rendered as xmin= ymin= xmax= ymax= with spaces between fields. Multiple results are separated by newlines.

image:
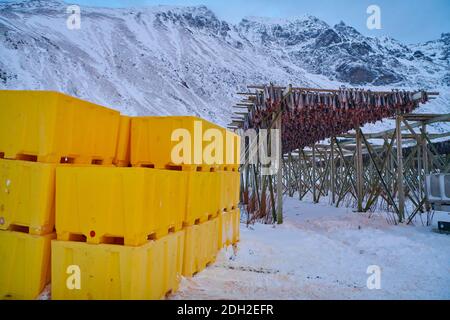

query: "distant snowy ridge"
xmin=0 ymin=0 xmax=448 ymax=132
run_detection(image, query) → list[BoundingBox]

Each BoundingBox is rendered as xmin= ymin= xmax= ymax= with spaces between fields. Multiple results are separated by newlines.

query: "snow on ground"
xmin=172 ymin=196 xmax=450 ymax=300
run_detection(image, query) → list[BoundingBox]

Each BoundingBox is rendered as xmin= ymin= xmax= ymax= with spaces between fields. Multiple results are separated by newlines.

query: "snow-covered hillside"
xmin=0 ymin=0 xmax=449 ymax=129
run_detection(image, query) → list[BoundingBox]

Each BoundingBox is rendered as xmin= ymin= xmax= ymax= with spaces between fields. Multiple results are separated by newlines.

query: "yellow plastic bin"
xmin=0 ymin=159 xmax=56 ymax=235
xmin=231 ymin=171 xmax=241 ymax=208
xmin=232 ymin=208 xmax=241 ymax=244
xmin=0 ymin=231 xmax=55 ymax=300
xmin=113 ymin=116 xmax=131 ymax=167
xmin=223 ymin=130 xmax=241 ymax=171
xmin=51 ymin=231 xmax=184 ymax=300
xmin=182 ymin=218 xmax=219 ymax=277
xmin=0 ymin=90 xmax=120 ymax=164
xmin=186 ymin=171 xmax=220 ymax=226
xmin=165 ymin=229 xmax=185 ymax=294
xmin=130 ymin=116 xmax=225 ymax=169
xmin=222 ymin=211 xmax=233 ymax=247
xmin=56 ymin=167 xmax=187 ymax=246
xmin=219 ymin=171 xmax=241 ymax=211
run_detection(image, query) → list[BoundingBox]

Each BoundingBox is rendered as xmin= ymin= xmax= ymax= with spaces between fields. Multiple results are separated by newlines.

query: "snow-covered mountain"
xmin=0 ymin=0 xmax=448 ymax=130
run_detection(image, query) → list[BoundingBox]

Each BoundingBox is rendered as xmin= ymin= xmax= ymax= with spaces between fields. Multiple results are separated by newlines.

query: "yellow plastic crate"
xmin=232 ymin=171 xmax=241 ymax=208
xmin=113 ymin=116 xmax=131 ymax=167
xmin=56 ymin=167 xmax=187 ymax=246
xmin=219 ymin=171 xmax=241 ymax=211
xmin=220 ymin=211 xmax=233 ymax=247
xmin=0 ymin=231 xmax=55 ymax=300
xmin=182 ymin=218 xmax=219 ymax=277
xmin=223 ymin=130 xmax=241 ymax=170
xmin=218 ymin=209 xmax=240 ymax=247
xmin=166 ymin=229 xmax=185 ymax=294
xmin=232 ymin=208 xmax=241 ymax=244
xmin=0 ymin=159 xmax=56 ymax=235
xmin=220 ymin=171 xmax=231 ymax=211
xmin=51 ymin=231 xmax=184 ymax=300
xmin=217 ymin=211 xmax=226 ymax=249
xmin=186 ymin=171 xmax=220 ymax=225
xmin=0 ymin=90 xmax=120 ymax=164
xmin=210 ymin=172 xmax=221 ymax=217
xmin=130 ymin=116 xmax=225 ymax=169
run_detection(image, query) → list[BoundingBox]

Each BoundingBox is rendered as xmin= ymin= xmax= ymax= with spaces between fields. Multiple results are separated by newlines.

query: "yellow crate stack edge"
xmin=54 ymin=116 xmax=241 ymax=299
xmin=0 ymin=90 xmax=122 ymax=300
xmin=114 ymin=116 xmax=131 ymax=167
xmin=0 ymin=90 xmax=241 ymax=300
xmin=0 ymin=90 xmax=120 ymax=164
xmin=0 ymin=231 xmax=55 ymax=300
xmin=52 ymin=230 xmax=185 ymax=300
xmin=0 ymin=160 xmax=56 ymax=235
xmin=55 ymin=167 xmax=187 ymax=246
xmin=51 ymin=106 xmax=189 ymax=300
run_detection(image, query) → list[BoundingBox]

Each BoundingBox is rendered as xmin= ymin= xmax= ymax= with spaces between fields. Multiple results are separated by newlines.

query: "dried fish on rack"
xmin=236 ymin=85 xmax=432 ymax=154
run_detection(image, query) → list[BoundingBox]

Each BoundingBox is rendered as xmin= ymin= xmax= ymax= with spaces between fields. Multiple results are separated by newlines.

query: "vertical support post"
xmin=396 ymin=115 xmax=405 ymax=222
xmin=330 ymin=137 xmax=336 ymax=204
xmin=421 ymin=123 xmax=430 ymax=211
xmin=390 ymin=137 xmax=395 ymax=193
xmin=276 ymin=113 xmax=283 ymax=224
xmin=288 ymin=152 xmax=292 ymax=197
xmin=422 ymin=123 xmax=429 ymax=175
xmin=417 ymin=135 xmax=423 ymax=212
xmin=298 ymin=148 xmax=303 ymax=200
xmin=246 ymin=164 xmax=252 ymax=224
xmin=312 ymin=144 xmax=317 ymax=203
xmin=355 ymin=127 xmax=364 ymax=212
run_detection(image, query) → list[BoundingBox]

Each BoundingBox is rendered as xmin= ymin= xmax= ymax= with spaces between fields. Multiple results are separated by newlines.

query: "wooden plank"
xmin=276 ymin=113 xmax=283 ymax=224
xmin=246 ymin=85 xmax=439 ymax=96
xmin=396 ymin=115 xmax=405 ymax=222
xmin=355 ymin=127 xmax=364 ymax=212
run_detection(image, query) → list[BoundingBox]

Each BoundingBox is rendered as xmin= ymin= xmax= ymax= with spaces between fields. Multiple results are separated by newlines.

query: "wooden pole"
xmin=298 ymin=148 xmax=303 ymax=200
xmin=396 ymin=115 xmax=405 ymax=222
xmin=276 ymin=113 xmax=283 ymax=224
xmin=312 ymin=144 xmax=317 ymax=203
xmin=422 ymin=123 xmax=429 ymax=175
xmin=355 ymin=127 xmax=364 ymax=212
xmin=330 ymin=137 xmax=336 ymax=204
xmin=288 ymin=152 xmax=293 ymax=197
xmin=421 ymin=123 xmax=430 ymax=211
xmin=417 ymin=136 xmax=423 ymax=212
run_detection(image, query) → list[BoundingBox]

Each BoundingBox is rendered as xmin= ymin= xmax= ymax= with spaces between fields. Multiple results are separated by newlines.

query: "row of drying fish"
xmin=254 ymin=88 xmax=428 ymax=111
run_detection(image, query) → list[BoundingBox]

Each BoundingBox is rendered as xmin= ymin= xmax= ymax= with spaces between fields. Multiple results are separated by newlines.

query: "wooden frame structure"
xmin=230 ymin=84 xmax=446 ymax=225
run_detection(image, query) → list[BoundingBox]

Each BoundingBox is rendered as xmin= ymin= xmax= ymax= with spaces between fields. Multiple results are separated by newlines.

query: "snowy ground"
xmin=172 ymin=196 xmax=450 ymax=300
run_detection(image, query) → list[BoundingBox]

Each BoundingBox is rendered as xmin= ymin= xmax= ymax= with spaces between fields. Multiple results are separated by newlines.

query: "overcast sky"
xmin=19 ymin=0 xmax=450 ymax=43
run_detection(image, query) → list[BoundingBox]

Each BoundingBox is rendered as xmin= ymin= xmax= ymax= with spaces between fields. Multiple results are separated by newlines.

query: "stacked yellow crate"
xmin=52 ymin=167 xmax=186 ymax=300
xmin=130 ymin=116 xmax=241 ymax=277
xmin=0 ymin=90 xmax=120 ymax=299
xmin=0 ymin=91 xmax=241 ymax=300
xmin=52 ymin=116 xmax=241 ymax=298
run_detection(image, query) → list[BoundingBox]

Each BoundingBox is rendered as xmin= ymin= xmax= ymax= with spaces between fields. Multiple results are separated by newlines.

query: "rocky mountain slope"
xmin=0 ymin=0 xmax=448 ymax=130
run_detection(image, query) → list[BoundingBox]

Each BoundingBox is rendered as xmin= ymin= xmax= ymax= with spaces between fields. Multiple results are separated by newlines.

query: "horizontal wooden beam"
xmin=246 ymin=85 xmax=439 ymax=96
xmin=233 ymin=106 xmax=249 ymax=109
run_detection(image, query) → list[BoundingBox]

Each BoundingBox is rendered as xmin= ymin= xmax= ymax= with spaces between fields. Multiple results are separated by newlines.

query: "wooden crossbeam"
xmin=402 ymin=113 xmax=450 ymax=123
xmin=233 ymin=106 xmax=249 ymax=109
xmin=246 ymin=85 xmax=439 ymax=96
